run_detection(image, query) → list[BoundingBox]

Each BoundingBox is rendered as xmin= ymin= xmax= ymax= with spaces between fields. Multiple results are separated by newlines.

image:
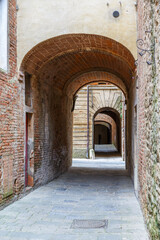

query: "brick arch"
xmin=94 ymin=107 xmax=121 ymax=120
xmin=20 ymin=34 xmax=135 ymax=94
xmin=65 ymin=71 xmax=127 ymax=97
xmin=93 ymin=107 xmax=121 ymax=153
xmin=94 ymin=114 xmax=117 ymax=147
xmin=94 ymin=114 xmax=116 ymax=127
xmin=94 ymin=121 xmax=111 ymax=129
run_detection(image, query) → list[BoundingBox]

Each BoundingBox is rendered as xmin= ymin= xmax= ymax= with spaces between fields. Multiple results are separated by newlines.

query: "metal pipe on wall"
xmin=86 ymin=85 xmax=90 ymax=158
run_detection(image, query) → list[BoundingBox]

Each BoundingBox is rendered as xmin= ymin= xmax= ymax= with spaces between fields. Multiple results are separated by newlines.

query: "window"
xmin=0 ymin=0 xmax=8 ymax=71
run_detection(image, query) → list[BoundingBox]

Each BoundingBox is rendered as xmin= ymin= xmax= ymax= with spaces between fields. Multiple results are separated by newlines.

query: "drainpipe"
xmin=86 ymin=85 xmax=90 ymax=158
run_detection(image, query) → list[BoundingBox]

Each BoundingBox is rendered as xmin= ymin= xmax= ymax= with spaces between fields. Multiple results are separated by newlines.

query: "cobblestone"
xmin=0 ymin=159 xmax=148 ymax=240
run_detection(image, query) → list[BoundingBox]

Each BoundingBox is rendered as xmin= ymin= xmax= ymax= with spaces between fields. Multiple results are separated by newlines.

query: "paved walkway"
xmin=94 ymin=144 xmax=118 ymax=153
xmin=0 ymin=159 xmax=148 ymax=240
xmin=72 ymin=157 xmax=125 ymax=170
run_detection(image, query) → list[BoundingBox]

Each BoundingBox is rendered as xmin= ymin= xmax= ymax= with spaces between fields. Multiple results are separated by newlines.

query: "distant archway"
xmin=94 ymin=122 xmax=112 ymax=145
xmin=93 ymin=108 xmax=122 ymax=155
xmin=94 ymin=114 xmax=117 ymax=149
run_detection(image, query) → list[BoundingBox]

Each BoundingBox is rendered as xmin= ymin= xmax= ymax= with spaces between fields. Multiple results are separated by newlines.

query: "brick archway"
xmin=20 ymin=34 xmax=135 ymax=96
xmin=94 ymin=107 xmax=121 ymax=119
xmin=94 ymin=121 xmax=112 ymax=145
xmin=65 ymin=71 xmax=128 ymax=97
xmin=20 ymin=34 xmax=135 ymax=186
xmin=94 ymin=107 xmax=122 ymax=154
xmin=94 ymin=114 xmax=117 ymax=149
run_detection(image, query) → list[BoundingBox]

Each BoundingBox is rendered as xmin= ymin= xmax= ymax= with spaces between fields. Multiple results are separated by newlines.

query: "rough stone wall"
xmin=137 ymin=0 xmax=160 ymax=239
xmin=0 ymin=0 xmax=25 ymax=203
xmin=73 ymin=85 xmax=122 ymax=158
xmin=32 ymin=76 xmax=73 ymax=186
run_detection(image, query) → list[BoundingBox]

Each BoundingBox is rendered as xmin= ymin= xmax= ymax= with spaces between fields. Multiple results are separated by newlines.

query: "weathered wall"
xmin=32 ymin=76 xmax=73 ymax=186
xmin=17 ymin=0 xmax=137 ymax=67
xmin=0 ymin=0 xmax=25 ymax=203
xmin=137 ymin=0 xmax=160 ymax=239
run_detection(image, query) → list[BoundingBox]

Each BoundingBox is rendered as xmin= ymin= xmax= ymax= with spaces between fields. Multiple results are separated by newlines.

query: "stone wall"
xmin=0 ymin=0 xmax=25 ymax=204
xmin=137 ymin=0 xmax=160 ymax=239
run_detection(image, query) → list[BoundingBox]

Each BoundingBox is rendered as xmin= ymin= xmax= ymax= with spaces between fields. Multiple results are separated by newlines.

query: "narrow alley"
xmin=0 ymin=159 xmax=148 ymax=240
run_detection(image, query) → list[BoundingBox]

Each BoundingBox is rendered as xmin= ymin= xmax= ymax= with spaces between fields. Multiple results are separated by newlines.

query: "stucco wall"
xmin=17 ymin=0 xmax=137 ymax=67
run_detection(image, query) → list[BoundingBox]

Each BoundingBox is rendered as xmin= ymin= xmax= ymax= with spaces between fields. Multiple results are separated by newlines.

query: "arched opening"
xmin=94 ymin=122 xmax=112 ymax=150
xmin=20 ymin=34 xmax=135 ymax=186
xmin=71 ymin=82 xmax=126 ymax=172
xmin=94 ymin=122 xmax=112 ymax=145
xmin=93 ymin=109 xmax=122 ymax=157
xmin=93 ymin=107 xmax=122 ymax=156
xmin=72 ymin=82 xmax=125 ymax=162
xmin=94 ymin=115 xmax=117 ymax=148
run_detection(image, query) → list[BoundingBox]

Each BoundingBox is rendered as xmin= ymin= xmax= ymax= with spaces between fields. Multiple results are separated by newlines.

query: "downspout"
xmin=86 ymin=85 xmax=90 ymax=158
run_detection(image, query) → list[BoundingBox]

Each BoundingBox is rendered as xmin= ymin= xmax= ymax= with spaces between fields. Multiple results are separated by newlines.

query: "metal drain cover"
xmin=71 ymin=219 xmax=108 ymax=229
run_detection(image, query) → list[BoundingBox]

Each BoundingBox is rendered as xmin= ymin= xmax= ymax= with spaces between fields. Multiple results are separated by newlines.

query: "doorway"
xmin=25 ymin=113 xmax=34 ymax=187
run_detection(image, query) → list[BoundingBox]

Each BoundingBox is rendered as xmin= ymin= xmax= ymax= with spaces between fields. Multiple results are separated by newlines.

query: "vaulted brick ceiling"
xmin=94 ymin=107 xmax=121 ymax=123
xmin=94 ymin=113 xmax=116 ymax=126
xmin=21 ymin=34 xmax=135 ymax=95
xmin=65 ymin=71 xmax=127 ymax=97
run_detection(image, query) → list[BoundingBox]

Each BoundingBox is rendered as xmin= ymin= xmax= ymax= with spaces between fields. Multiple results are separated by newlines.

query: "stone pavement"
xmin=94 ymin=144 xmax=118 ymax=153
xmin=0 ymin=158 xmax=149 ymax=240
xmin=72 ymin=157 xmax=125 ymax=170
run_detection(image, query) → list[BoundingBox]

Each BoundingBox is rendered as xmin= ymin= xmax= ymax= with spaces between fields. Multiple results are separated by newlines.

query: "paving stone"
xmin=98 ymin=234 xmax=122 ymax=240
xmin=0 ymin=159 xmax=149 ymax=239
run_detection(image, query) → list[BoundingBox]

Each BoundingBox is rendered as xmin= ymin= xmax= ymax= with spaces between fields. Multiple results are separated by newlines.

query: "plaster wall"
xmin=17 ymin=0 xmax=137 ymax=67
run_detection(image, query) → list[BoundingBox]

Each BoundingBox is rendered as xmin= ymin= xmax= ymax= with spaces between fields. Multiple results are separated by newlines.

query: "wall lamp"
xmin=146 ymin=61 xmax=152 ymax=66
xmin=139 ymin=50 xmax=145 ymax=57
xmin=136 ymin=39 xmax=155 ymax=65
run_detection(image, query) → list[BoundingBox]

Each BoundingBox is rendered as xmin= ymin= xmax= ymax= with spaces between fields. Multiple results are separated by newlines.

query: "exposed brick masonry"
xmin=0 ymin=0 xmax=24 ymax=203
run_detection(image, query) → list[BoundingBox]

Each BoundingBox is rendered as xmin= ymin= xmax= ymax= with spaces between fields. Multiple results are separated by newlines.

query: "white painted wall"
xmin=0 ymin=0 xmax=8 ymax=71
xmin=17 ymin=0 xmax=137 ymax=68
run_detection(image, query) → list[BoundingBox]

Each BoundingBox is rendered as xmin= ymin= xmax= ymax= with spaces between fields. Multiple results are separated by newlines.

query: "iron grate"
xmin=71 ymin=219 xmax=108 ymax=229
